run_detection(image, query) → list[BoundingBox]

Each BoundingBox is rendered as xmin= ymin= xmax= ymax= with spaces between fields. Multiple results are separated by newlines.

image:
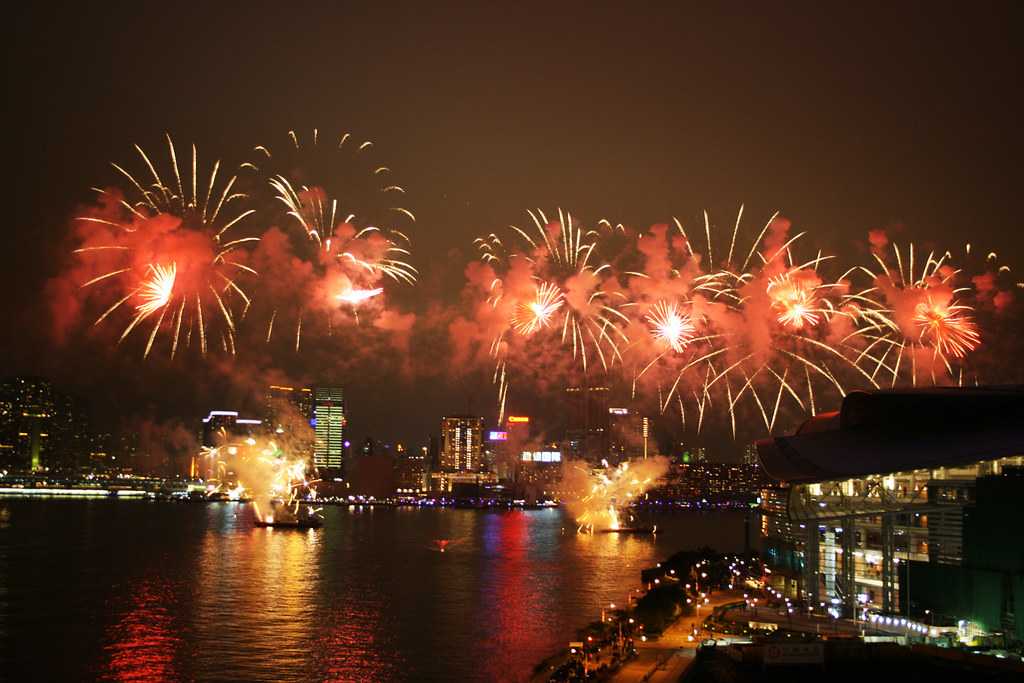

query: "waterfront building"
xmin=439 ymin=415 xmax=483 ymax=472
xmin=517 ymin=448 xmax=564 ymax=501
xmin=396 ymin=445 xmax=429 ymax=494
xmin=757 ymin=387 xmax=1024 ymax=644
xmin=429 ymin=469 xmax=499 ymax=496
xmin=314 ymin=386 xmax=346 ymax=475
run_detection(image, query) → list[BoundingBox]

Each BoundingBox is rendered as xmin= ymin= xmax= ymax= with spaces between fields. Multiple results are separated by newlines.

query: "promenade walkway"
xmin=610 ymin=589 xmax=743 ymax=682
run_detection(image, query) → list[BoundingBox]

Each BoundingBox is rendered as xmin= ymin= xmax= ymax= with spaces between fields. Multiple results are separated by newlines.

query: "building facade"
xmin=440 ymin=416 xmax=483 ymax=472
xmin=0 ymin=376 xmax=92 ymax=472
xmin=314 ymin=386 xmax=346 ymax=474
xmin=757 ymin=388 xmax=1024 ymax=644
xmin=265 ymin=385 xmax=313 ymax=433
xmin=608 ymin=407 xmax=648 ymax=463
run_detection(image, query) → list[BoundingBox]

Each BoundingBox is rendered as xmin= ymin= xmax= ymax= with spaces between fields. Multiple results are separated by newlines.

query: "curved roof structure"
xmin=756 ymin=386 xmax=1024 ymax=484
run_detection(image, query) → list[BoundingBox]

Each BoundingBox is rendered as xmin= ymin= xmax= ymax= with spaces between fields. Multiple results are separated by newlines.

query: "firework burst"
xmin=625 ymin=208 xmax=876 ymax=436
xmin=475 ymin=209 xmax=630 ymax=421
xmin=74 ymin=135 xmax=258 ymax=357
xmin=913 ymin=297 xmax=980 ymax=359
xmin=645 ymin=301 xmax=696 ymax=353
xmin=840 ymin=239 xmax=1011 ymax=386
xmin=511 ymin=281 xmax=565 ymax=335
xmin=248 ymin=128 xmax=417 ymax=349
xmin=767 ymin=273 xmax=821 ymax=330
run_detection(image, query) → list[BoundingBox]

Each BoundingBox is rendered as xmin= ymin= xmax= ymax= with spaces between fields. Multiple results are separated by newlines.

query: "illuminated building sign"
xmin=507 ymin=416 xmax=530 ymax=424
xmin=488 ymin=431 xmax=508 ymax=441
xmin=608 ymin=408 xmax=629 ymax=415
xmin=521 ymin=451 xmax=562 ymax=463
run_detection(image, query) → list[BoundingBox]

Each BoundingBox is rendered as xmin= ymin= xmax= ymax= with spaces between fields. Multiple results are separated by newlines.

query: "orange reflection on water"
xmin=103 ymin=578 xmax=183 ymax=681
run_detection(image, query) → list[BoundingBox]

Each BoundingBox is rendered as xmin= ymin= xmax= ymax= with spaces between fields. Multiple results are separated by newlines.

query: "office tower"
xmin=565 ymin=384 xmax=610 ymax=463
xmin=314 ymin=386 xmax=346 ymax=473
xmin=608 ymin=407 xmax=648 ymax=463
xmin=440 ymin=416 xmax=483 ymax=472
xmin=265 ymin=384 xmax=313 ymax=433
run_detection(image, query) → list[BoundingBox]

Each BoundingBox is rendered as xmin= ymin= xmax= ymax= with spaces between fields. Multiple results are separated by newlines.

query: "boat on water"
xmin=254 ymin=516 xmax=323 ymax=529
xmin=600 ymin=525 xmax=657 ymax=535
xmin=252 ymin=498 xmax=323 ymax=529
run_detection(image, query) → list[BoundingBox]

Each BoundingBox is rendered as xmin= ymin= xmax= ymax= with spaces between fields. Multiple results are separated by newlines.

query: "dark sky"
xmin=6 ymin=3 xmax=1023 ymax=458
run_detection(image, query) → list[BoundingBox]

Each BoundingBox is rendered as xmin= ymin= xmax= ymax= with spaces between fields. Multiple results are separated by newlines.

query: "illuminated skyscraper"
xmin=0 ymin=377 xmax=56 ymax=471
xmin=440 ymin=416 xmax=483 ymax=472
xmin=314 ymin=386 xmax=346 ymax=473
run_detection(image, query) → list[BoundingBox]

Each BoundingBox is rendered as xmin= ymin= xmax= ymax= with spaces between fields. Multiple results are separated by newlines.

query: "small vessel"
xmin=252 ymin=499 xmax=323 ymax=529
xmin=600 ymin=525 xmax=656 ymax=535
xmin=255 ymin=516 xmax=323 ymax=529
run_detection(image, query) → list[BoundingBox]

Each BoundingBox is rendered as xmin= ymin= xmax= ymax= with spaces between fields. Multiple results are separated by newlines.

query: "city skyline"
xmin=6 ymin=5 xmax=1024 ymax=682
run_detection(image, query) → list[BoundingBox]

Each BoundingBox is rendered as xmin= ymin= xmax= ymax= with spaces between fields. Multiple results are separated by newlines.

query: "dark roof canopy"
xmin=757 ymin=386 xmax=1024 ymax=484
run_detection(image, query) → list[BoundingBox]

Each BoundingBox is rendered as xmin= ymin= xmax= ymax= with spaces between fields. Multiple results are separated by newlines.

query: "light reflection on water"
xmin=3 ymin=501 xmax=751 ymax=682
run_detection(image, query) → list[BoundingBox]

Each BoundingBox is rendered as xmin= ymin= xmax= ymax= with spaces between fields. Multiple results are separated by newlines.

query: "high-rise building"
xmin=742 ymin=442 xmax=758 ymax=466
xmin=440 ymin=416 xmax=483 ymax=472
xmin=608 ymin=408 xmax=649 ymax=463
xmin=265 ymin=385 xmax=313 ymax=433
xmin=314 ymin=386 xmax=346 ymax=473
xmin=565 ymin=384 xmax=610 ymax=463
xmin=1 ymin=377 xmax=57 ymax=471
xmin=396 ymin=444 xmax=429 ymax=493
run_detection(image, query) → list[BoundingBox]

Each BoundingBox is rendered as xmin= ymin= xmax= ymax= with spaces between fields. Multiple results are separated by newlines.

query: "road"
xmin=719 ymin=605 xmax=869 ymax=637
xmin=610 ymin=589 xmax=744 ymax=683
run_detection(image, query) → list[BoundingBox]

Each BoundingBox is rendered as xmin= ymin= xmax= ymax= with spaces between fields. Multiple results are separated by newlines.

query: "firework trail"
xmin=245 ymin=129 xmax=417 ymax=350
xmin=474 ymin=209 xmax=631 ymax=421
xmin=73 ymin=135 xmax=259 ymax=357
xmin=561 ymin=457 xmax=669 ymax=532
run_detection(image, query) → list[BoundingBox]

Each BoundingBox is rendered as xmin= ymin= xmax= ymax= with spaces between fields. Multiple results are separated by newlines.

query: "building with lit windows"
xmin=0 ymin=376 xmax=91 ymax=472
xmin=314 ymin=386 xmax=346 ymax=474
xmin=396 ymin=445 xmax=429 ymax=494
xmin=757 ymin=387 xmax=1024 ymax=643
xmin=265 ymin=385 xmax=313 ymax=433
xmin=608 ymin=407 xmax=649 ymax=463
xmin=440 ymin=416 xmax=483 ymax=472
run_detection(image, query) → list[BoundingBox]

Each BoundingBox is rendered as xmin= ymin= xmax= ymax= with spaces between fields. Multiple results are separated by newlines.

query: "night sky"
xmin=7 ymin=3 xmax=1023 ymax=460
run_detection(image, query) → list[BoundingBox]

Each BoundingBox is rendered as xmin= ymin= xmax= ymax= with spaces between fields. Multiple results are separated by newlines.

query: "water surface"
xmin=1 ymin=500 xmax=751 ymax=681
